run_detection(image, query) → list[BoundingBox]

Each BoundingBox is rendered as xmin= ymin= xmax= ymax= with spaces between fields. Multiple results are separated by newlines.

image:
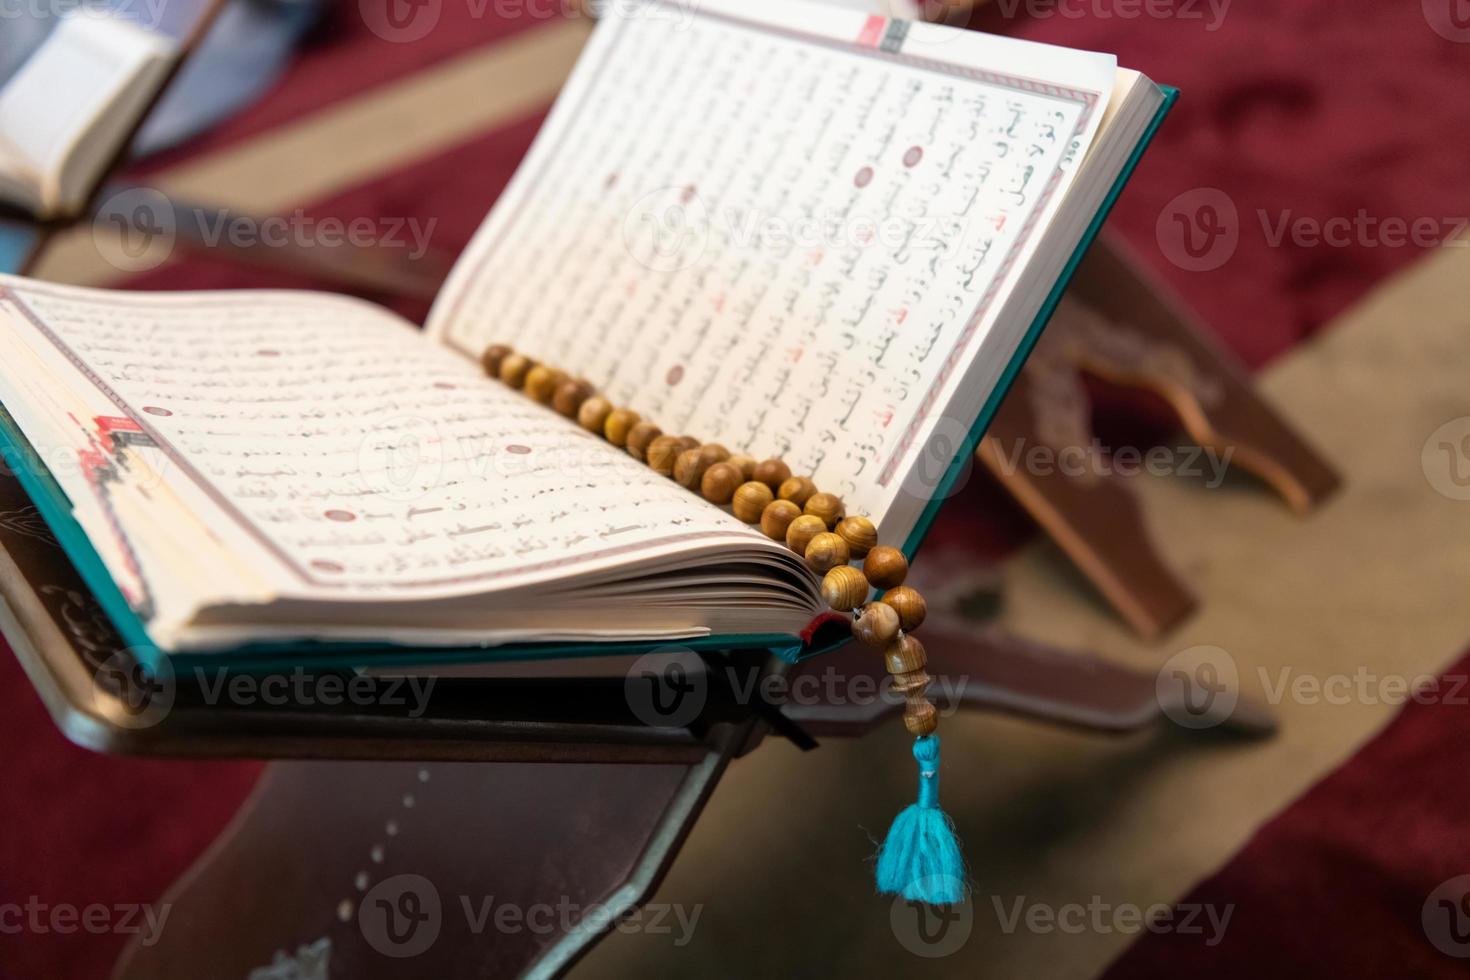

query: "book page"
xmin=429 ymin=0 xmax=1114 ymax=534
xmin=0 ymin=278 xmax=765 ymax=617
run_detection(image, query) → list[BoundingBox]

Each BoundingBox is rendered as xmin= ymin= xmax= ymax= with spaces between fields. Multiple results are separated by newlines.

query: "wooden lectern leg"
xmin=114 ymin=751 xmax=737 ymax=980
xmin=978 ymin=232 xmax=1339 ymax=638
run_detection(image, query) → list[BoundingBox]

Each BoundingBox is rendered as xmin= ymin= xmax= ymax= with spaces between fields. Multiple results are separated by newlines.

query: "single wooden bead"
xmin=578 ymin=396 xmax=613 ymax=434
xmin=480 ymin=344 xmax=512 ymax=377
xmin=834 ymin=516 xmax=877 ymax=559
xmin=625 ymin=421 xmax=662 ymax=461
xmin=552 ymin=378 xmax=595 ymax=418
xmin=778 ymin=476 xmax=817 ymax=508
xmin=646 ymin=435 xmax=683 ymax=476
xmin=904 ymin=700 xmax=939 ymax=736
xmin=698 ymin=443 xmax=731 ymax=468
xmin=804 ymin=531 xmax=850 ymax=573
xmin=851 ymin=601 xmax=900 ymax=646
xmin=785 ymin=514 xmax=827 ymax=555
xmin=499 ymin=353 xmax=532 ymax=388
xmin=728 ymin=454 xmax=757 ymax=481
xmin=884 ymin=633 xmax=927 ymax=675
xmin=603 ymin=408 xmax=641 ymax=447
xmin=881 ymin=585 xmax=927 ymax=632
xmin=753 ymin=458 xmax=792 ymax=490
xmin=675 ymin=435 xmax=700 ymax=453
xmin=701 ymin=462 xmax=742 ymax=504
xmin=760 ymin=499 xmax=801 ymax=541
xmin=673 ymin=448 xmax=708 ymax=489
xmin=821 ymin=565 xmax=869 ymax=610
xmin=803 ymin=492 xmax=845 ymax=529
xmin=523 ymin=364 xmax=564 ymax=404
xmin=732 ymin=481 xmax=774 ymax=523
xmin=863 ymin=545 xmax=909 ymax=590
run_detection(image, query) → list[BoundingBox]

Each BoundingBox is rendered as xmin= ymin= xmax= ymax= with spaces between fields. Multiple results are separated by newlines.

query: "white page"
xmin=0 ymin=277 xmax=768 ymax=620
xmin=429 ymin=0 xmax=1114 ymax=534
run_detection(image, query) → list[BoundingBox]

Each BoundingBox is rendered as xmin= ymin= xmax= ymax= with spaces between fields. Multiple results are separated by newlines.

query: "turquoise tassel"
xmin=875 ymin=735 xmax=967 ymax=905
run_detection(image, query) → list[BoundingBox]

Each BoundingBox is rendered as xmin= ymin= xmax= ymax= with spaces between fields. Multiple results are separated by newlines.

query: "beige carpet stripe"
xmin=577 ymin=238 xmax=1470 ymax=978
xmin=32 ymin=17 xmax=591 ymax=286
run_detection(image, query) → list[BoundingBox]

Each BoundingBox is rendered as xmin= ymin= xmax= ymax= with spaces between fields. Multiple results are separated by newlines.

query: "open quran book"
xmin=0 ymin=0 xmax=1171 ymax=668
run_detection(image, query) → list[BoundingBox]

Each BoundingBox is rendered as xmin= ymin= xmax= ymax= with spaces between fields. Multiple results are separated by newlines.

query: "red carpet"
xmin=1102 ymin=648 xmax=1470 ymax=979
xmin=2 ymin=1 xmax=1468 ymax=977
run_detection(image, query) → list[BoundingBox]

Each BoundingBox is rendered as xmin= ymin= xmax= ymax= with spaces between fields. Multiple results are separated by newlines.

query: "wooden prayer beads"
xmin=753 ymin=458 xmax=791 ymax=490
xmin=804 ymin=532 xmax=850 ymax=573
xmin=835 ymin=516 xmax=877 ymax=559
xmin=577 ymin=396 xmax=612 ymax=434
xmin=523 ymin=365 xmax=564 ymax=404
xmin=499 ymin=353 xmax=532 ymax=388
xmin=646 ymin=435 xmax=683 ymax=477
xmin=881 ymin=585 xmax=927 ymax=632
xmin=821 ymin=565 xmax=868 ymax=610
xmin=760 ymin=499 xmax=800 ymax=541
xmin=479 ymin=342 xmax=941 ymax=741
xmin=603 ymin=408 xmax=640 ymax=447
xmin=778 ymin=476 xmax=817 ymax=508
xmin=863 ymin=546 xmax=909 ymax=590
xmin=804 ymin=492 xmax=844 ymax=529
xmin=785 ymin=514 xmax=826 ymax=555
xmin=732 ymin=481 xmax=774 ymax=523
xmin=701 ymin=462 xmax=742 ymax=504
xmin=625 ymin=421 xmax=662 ymax=461
xmin=728 ymin=454 xmax=757 ymax=481
xmin=553 ymin=378 xmax=594 ymax=418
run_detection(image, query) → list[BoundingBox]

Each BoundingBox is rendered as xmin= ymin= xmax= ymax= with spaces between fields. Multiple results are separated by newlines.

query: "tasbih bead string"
xmin=479 ymin=344 xmax=939 ymax=737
